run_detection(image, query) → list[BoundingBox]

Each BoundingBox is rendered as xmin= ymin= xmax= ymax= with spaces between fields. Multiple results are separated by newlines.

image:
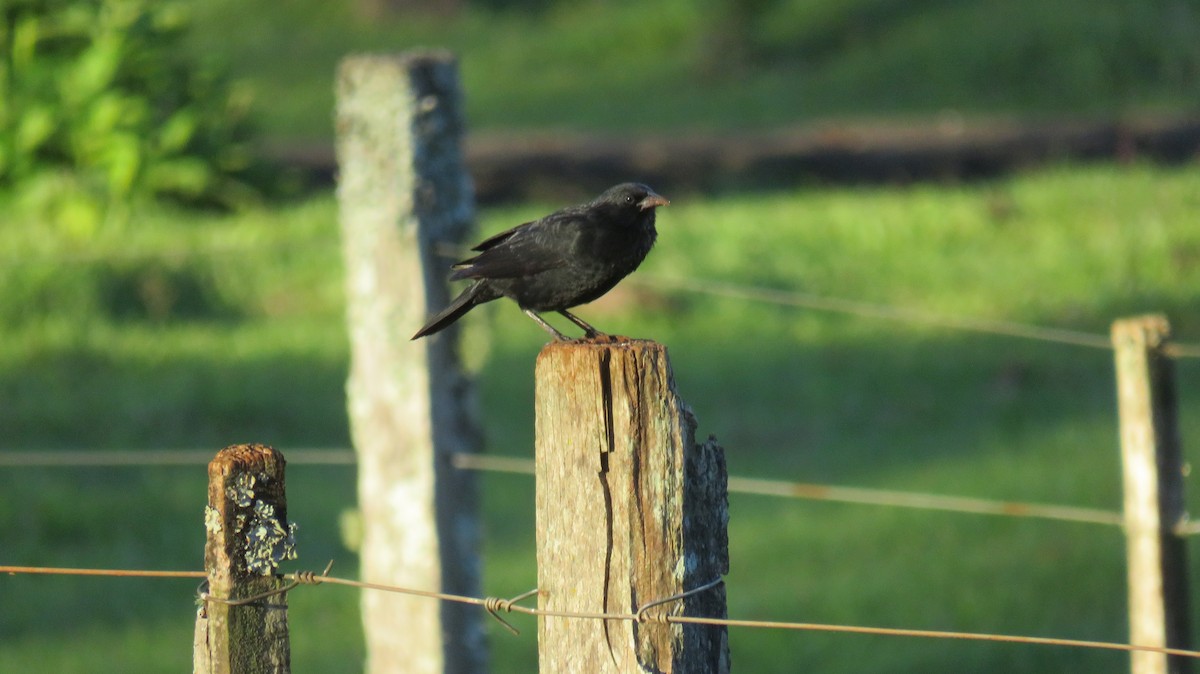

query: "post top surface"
xmin=538 ymin=336 xmax=664 ymax=354
xmin=209 ymin=443 xmax=285 ymax=475
xmin=1111 ymin=314 xmax=1171 ymax=347
xmin=338 ymin=49 xmax=458 ymax=74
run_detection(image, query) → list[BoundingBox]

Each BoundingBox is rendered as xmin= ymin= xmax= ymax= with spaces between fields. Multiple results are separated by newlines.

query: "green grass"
xmin=3 ymin=163 xmax=1200 ymax=672
xmin=181 ymin=0 xmax=1200 ymax=142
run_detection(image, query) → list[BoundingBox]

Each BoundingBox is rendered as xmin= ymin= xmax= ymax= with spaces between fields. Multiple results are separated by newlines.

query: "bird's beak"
xmin=639 ymin=193 xmax=670 ymax=210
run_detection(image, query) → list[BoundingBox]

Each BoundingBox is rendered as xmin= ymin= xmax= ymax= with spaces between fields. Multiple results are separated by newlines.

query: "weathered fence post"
xmin=1113 ymin=316 xmax=1191 ymax=674
xmin=194 ymin=443 xmax=295 ymax=674
xmin=535 ymin=339 xmax=730 ymax=673
xmin=335 ymin=51 xmax=487 ymax=674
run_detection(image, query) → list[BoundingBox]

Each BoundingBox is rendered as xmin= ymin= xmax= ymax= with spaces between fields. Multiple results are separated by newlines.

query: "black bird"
xmin=412 ymin=183 xmax=668 ymax=341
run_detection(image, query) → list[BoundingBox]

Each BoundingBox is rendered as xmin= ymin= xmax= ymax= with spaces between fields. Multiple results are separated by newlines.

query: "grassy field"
xmin=183 ymin=0 xmax=1200 ymax=142
xmin=2 ymin=163 xmax=1200 ymax=672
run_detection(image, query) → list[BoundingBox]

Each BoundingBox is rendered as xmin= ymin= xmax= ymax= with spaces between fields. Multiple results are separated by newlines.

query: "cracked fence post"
xmin=534 ymin=340 xmax=730 ymax=673
xmin=194 ymin=444 xmax=295 ymax=674
xmin=336 ymin=50 xmax=486 ymax=674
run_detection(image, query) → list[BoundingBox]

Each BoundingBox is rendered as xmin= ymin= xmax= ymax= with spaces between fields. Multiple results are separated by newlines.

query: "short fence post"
xmin=534 ymin=339 xmax=730 ymax=673
xmin=1112 ymin=315 xmax=1191 ymax=674
xmin=194 ymin=444 xmax=294 ymax=674
xmin=335 ymin=50 xmax=486 ymax=674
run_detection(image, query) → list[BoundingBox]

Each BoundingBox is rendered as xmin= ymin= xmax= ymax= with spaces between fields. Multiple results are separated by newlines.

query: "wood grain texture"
xmin=535 ymin=339 xmax=729 ymax=673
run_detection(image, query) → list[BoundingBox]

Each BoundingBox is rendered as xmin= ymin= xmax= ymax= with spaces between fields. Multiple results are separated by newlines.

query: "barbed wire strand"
xmin=1166 ymin=342 xmax=1200 ymax=359
xmin=1 ymin=565 xmax=204 ymax=579
xmin=450 ymin=453 xmax=1128 ymax=528
xmin=726 ymin=475 xmax=1126 ymax=527
xmin=0 ymin=450 xmax=1132 ymax=530
xmin=200 ymin=561 xmax=336 ymax=608
xmin=633 ymin=275 xmax=1200 ymax=359
xmin=4 ymin=564 xmax=1200 ymax=660
xmin=1175 ymin=520 xmax=1200 ymax=536
xmin=665 ymin=616 xmax=1200 ymax=659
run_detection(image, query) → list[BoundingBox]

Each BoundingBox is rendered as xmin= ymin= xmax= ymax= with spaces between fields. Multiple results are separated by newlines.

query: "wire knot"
xmin=483 ymin=596 xmax=512 ymax=613
xmin=483 ymin=588 xmax=539 ymax=636
xmin=636 ymin=606 xmax=672 ymax=624
xmin=293 ymin=570 xmax=322 ymax=585
xmin=290 ymin=559 xmax=334 ymax=586
xmin=197 ymin=560 xmax=334 ymax=608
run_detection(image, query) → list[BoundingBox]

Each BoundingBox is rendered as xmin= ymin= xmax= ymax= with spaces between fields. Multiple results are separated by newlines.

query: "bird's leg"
xmin=558 ymin=310 xmax=605 ymax=338
xmin=522 ymin=308 xmax=571 ymax=341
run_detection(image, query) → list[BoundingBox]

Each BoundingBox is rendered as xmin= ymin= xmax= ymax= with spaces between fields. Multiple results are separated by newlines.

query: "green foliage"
xmin=0 ymin=0 xmax=261 ymax=230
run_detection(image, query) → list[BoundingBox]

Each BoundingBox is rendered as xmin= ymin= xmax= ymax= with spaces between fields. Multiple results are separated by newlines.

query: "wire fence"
xmin=0 ymin=448 xmax=1133 ymax=530
xmin=633 ymin=275 xmax=1200 ymax=359
xmin=3 ymin=268 xmax=1195 ymax=542
xmin=5 ymin=564 xmax=1200 ymax=661
xmin=5 ymin=239 xmax=1199 ymax=668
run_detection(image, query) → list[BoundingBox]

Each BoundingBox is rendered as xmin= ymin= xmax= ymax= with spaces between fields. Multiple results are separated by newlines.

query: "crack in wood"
xmin=597 ymin=348 xmax=620 ymax=672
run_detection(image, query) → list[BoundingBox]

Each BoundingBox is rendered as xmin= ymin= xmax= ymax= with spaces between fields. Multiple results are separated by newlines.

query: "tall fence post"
xmin=1112 ymin=315 xmax=1191 ymax=674
xmin=194 ymin=443 xmax=294 ymax=674
xmin=335 ymin=51 xmax=487 ymax=674
xmin=534 ymin=339 xmax=730 ymax=672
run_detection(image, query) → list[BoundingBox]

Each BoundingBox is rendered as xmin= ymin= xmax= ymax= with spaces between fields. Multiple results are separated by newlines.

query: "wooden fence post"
xmin=194 ymin=443 xmax=295 ymax=674
xmin=534 ymin=339 xmax=730 ymax=673
xmin=335 ymin=51 xmax=487 ymax=674
xmin=1113 ymin=315 xmax=1191 ymax=674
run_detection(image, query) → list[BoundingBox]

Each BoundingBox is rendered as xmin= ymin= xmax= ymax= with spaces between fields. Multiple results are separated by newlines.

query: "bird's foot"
xmin=578 ymin=332 xmax=631 ymax=344
xmin=524 ymin=308 xmax=572 ymax=341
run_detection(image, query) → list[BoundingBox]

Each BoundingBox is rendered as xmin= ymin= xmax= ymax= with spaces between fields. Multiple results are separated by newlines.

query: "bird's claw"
xmin=580 ymin=332 xmax=627 ymax=344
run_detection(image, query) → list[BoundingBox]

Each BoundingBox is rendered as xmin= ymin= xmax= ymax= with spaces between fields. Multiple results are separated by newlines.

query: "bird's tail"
xmin=411 ymin=281 xmax=493 ymax=340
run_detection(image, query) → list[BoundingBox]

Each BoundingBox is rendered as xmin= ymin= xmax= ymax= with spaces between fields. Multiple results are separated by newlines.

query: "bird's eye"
xmin=625 ymin=195 xmax=635 ymax=204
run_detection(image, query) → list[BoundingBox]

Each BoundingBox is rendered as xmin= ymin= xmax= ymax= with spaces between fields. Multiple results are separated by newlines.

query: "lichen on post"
xmin=194 ymin=443 xmax=294 ymax=674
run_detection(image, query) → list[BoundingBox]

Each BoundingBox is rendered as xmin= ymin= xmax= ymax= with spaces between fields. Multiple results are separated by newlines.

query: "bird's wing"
xmin=469 ymin=222 xmax=526 ymax=252
xmin=450 ymin=216 xmax=576 ymax=280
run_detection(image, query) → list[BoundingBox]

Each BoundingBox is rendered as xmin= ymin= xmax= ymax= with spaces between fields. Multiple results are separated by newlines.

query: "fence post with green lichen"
xmin=193 ymin=444 xmax=296 ymax=674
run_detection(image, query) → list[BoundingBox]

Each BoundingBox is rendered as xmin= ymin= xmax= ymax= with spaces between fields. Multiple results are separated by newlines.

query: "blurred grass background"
xmin=3 ymin=0 xmax=1200 ymax=672
xmin=186 ymin=0 xmax=1200 ymax=140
